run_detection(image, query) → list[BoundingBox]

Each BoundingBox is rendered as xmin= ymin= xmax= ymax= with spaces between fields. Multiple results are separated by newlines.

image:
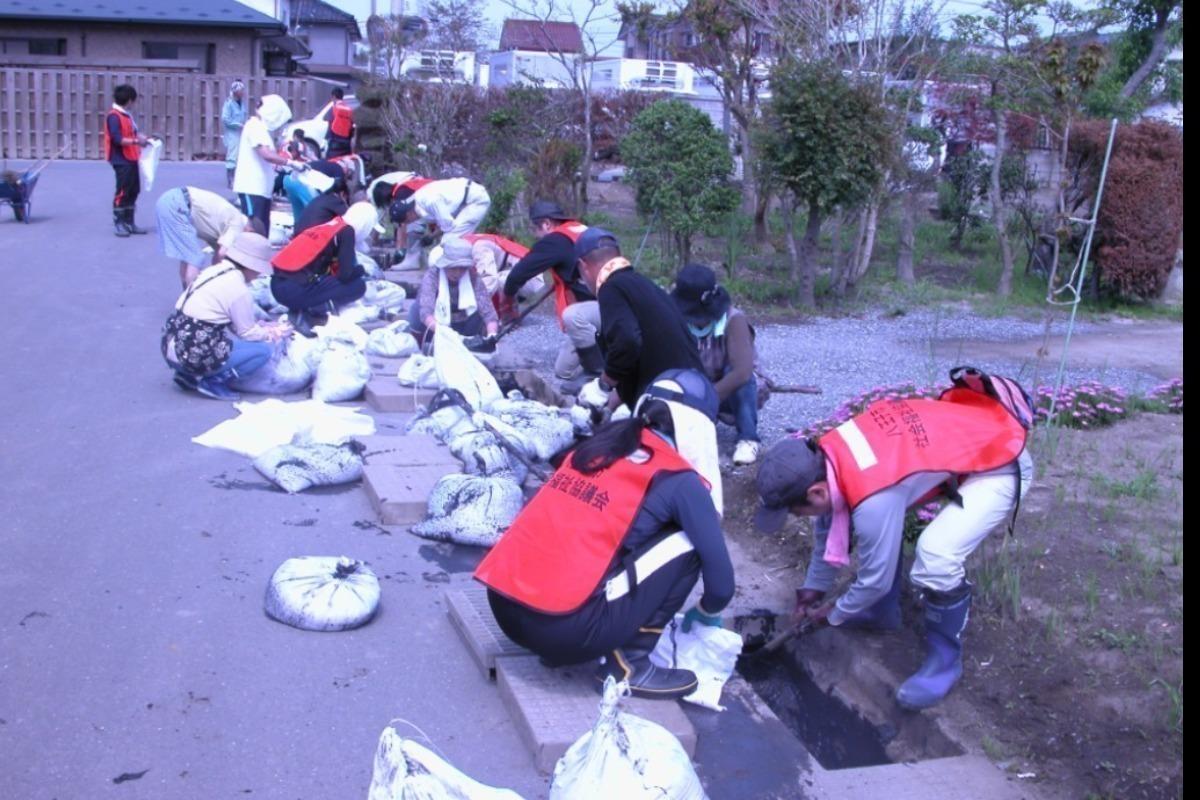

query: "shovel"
xmin=464 ymin=284 xmax=555 ymax=353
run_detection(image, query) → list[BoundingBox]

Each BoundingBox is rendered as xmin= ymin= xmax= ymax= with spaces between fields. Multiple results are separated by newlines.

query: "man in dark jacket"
xmin=574 ymin=228 xmax=703 ymax=410
xmin=502 ymin=201 xmax=601 ymax=389
xmin=269 ymin=176 xmax=366 ymax=334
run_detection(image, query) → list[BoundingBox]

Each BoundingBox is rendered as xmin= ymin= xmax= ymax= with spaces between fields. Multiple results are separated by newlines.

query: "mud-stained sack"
xmin=550 ymin=677 xmax=707 ymax=800
xmin=410 ymin=473 xmax=524 ymax=548
xmin=231 ymin=335 xmax=319 ymax=395
xmin=253 ymin=438 xmax=364 ymax=493
xmin=312 ymin=339 xmax=370 ymax=402
xmin=398 ymin=354 xmax=439 ymax=388
xmin=264 ymin=556 xmax=380 ymax=632
xmin=433 ymin=325 xmax=501 ymax=411
xmin=483 ymin=396 xmax=576 ymax=462
xmin=368 ymin=727 xmax=525 ymax=800
xmin=367 ymin=322 xmax=419 ymax=358
xmin=650 ymin=615 xmax=745 ymax=711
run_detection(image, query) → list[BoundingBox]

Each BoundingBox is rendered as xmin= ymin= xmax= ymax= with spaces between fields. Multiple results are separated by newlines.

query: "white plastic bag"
xmin=138 ymin=137 xmax=163 ymax=191
xmin=253 ymin=438 xmax=364 ymax=493
xmin=192 ymin=398 xmax=375 ymax=458
xmin=433 ymin=325 xmax=501 ymax=411
xmin=398 ymin=354 xmax=439 ymax=388
xmin=367 ymin=322 xmax=419 ymax=358
xmin=264 ymin=556 xmax=379 ymax=631
xmin=550 ymin=678 xmax=707 ymax=800
xmin=650 ymin=615 xmax=745 ymax=712
xmin=368 ymin=727 xmax=525 ymax=800
xmin=312 ymin=339 xmax=371 ymax=402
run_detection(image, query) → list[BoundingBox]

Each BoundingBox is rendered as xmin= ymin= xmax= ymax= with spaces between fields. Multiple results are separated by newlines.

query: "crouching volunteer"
xmin=408 ymin=237 xmax=499 ymax=343
xmin=269 ymin=172 xmax=366 ymax=334
xmin=383 ymin=175 xmax=491 ymax=255
xmin=671 ymin=264 xmax=764 ymax=466
xmin=155 ymin=186 xmax=250 ymax=288
xmin=161 ymin=232 xmax=291 ymax=400
xmin=464 ymin=232 xmax=542 ymax=321
xmin=501 ymin=201 xmax=597 ymax=389
xmin=753 ymin=368 xmax=1034 ymax=710
xmin=476 ymin=369 xmax=731 ymax=699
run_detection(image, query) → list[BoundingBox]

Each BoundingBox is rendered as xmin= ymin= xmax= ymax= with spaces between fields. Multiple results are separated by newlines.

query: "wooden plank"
xmin=2 ymin=70 xmax=16 ymax=160
xmin=20 ymin=70 xmax=32 ymax=159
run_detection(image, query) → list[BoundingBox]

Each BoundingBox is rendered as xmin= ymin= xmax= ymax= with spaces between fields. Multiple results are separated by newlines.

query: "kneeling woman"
xmin=475 ymin=369 xmax=734 ymax=699
xmin=408 ymin=237 xmax=499 ymax=343
xmin=161 ymin=231 xmax=291 ymax=400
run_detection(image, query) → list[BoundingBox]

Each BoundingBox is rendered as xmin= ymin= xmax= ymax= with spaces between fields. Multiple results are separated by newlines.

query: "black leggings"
xmin=488 ymin=546 xmax=700 ymax=666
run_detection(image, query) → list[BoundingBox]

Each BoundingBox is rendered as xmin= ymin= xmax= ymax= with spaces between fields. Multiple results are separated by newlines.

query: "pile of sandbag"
xmin=310 ymin=315 xmax=371 ymax=402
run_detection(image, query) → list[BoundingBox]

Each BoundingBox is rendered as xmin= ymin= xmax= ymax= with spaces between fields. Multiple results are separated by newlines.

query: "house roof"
xmin=295 ymin=0 xmax=360 ymax=39
xmin=0 ymin=0 xmax=284 ymax=29
xmin=499 ymin=19 xmax=583 ymax=53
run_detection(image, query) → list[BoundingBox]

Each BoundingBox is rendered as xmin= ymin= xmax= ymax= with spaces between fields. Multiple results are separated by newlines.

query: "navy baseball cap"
xmin=753 ymin=438 xmax=827 ymax=533
xmin=574 ymin=227 xmax=619 ymax=260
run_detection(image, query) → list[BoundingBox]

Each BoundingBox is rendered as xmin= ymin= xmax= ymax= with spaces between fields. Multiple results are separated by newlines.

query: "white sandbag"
xmin=368 ymin=727 xmax=525 ymax=800
xmin=367 ymin=322 xmax=419 ymax=358
xmin=314 ymin=313 xmax=369 ymax=351
xmin=364 ymin=280 xmax=407 ymax=311
xmin=398 ymin=354 xmax=439 ymax=388
xmin=192 ymin=398 xmax=375 ymax=458
xmin=447 ymin=429 xmax=511 ymax=476
xmin=410 ymin=473 xmax=524 ymax=548
xmin=550 ymin=677 xmax=707 ymax=800
xmin=433 ymin=325 xmax=501 ymax=411
xmin=253 ymin=438 xmax=364 ymax=493
xmin=248 ymin=276 xmax=284 ymax=313
xmin=338 ymin=300 xmax=383 ymax=326
xmin=472 ymin=412 xmax=538 ymax=463
xmin=483 ymin=397 xmax=576 ymax=462
xmin=138 ymin=137 xmax=163 ymax=191
xmin=264 ymin=556 xmax=379 ymax=632
xmin=230 ymin=335 xmax=319 ymax=395
xmin=312 ymin=339 xmax=371 ymax=402
xmin=359 ymin=252 xmax=383 ymax=278
xmin=650 ymin=615 xmax=745 ymax=712
xmin=269 ymin=209 xmax=295 ymax=247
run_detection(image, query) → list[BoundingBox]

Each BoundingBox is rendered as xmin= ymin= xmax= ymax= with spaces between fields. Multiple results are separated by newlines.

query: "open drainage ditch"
xmin=733 ymin=611 xmax=965 ymax=771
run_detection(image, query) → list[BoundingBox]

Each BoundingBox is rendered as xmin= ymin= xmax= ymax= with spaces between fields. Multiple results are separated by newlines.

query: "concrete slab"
xmin=363 ymin=462 xmax=457 ymax=525
xmin=365 ymin=376 xmax=436 ymax=412
xmin=367 ymin=355 xmax=409 ymax=377
xmin=362 ymin=433 xmax=460 ymax=467
xmin=446 ymin=587 xmax=529 ymax=679
xmin=495 ymin=655 xmax=697 ymax=773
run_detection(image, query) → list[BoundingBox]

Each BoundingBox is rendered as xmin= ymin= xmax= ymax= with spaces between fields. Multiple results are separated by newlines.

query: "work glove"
xmin=577 ymin=377 xmax=610 ymax=410
xmin=463 ymin=334 xmax=497 ymax=354
xmin=681 ymin=604 xmax=723 ymax=633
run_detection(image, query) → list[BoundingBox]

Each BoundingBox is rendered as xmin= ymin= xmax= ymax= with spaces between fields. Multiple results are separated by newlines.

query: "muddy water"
xmin=739 ymin=653 xmax=893 ymax=770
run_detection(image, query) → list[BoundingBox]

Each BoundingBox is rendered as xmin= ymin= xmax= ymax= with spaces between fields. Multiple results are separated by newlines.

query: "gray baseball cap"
xmin=753 ymin=438 xmax=827 ymax=533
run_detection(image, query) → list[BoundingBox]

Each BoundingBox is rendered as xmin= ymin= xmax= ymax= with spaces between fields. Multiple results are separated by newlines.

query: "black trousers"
xmin=326 ymin=136 xmax=353 ymax=158
xmin=239 ymin=194 xmax=271 ymax=236
xmin=111 ymin=163 xmax=139 ymax=212
xmin=488 ymin=545 xmax=700 ymax=666
xmin=270 ymin=273 xmax=366 ymax=315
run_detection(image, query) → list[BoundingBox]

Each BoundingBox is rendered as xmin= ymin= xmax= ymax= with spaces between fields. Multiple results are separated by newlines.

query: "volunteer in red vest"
xmin=232 ymin=95 xmax=298 ymax=235
xmin=104 ymin=84 xmax=150 ymax=237
xmin=407 ymin=237 xmax=499 ymax=344
xmin=269 ymin=174 xmax=366 ymax=335
xmin=322 ymin=87 xmax=355 ymax=158
xmin=753 ymin=368 xmax=1035 ymax=710
xmin=465 ymin=233 xmax=543 ymax=314
xmin=501 ymin=201 xmax=600 ymax=389
xmin=386 ymin=175 xmax=491 ymax=252
xmin=476 ymin=369 xmax=733 ymax=699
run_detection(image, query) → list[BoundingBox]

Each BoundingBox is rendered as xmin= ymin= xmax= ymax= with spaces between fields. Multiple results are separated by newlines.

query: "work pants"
xmin=718 ymin=372 xmax=760 ymax=442
xmin=270 ymin=274 xmax=366 ymax=316
xmin=553 ymin=300 xmax=601 ymax=379
xmin=111 ymin=163 xmax=140 ymax=216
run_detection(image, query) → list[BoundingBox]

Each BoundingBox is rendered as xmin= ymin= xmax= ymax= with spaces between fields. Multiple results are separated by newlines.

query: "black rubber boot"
xmin=594 ymin=627 xmax=697 ymax=700
xmin=124 ymin=208 xmax=148 ymax=234
xmin=288 ymin=310 xmax=317 ymax=338
xmin=576 ymin=344 xmax=605 ymax=374
xmin=113 ymin=209 xmax=130 ymax=237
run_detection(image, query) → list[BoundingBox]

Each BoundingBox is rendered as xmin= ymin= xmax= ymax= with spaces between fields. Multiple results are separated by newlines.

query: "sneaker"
xmin=732 ymin=440 xmax=762 ymax=466
xmin=195 ymin=377 xmax=241 ymax=401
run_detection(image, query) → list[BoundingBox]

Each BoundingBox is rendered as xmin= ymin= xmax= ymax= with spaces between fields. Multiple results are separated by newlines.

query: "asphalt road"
xmin=0 ymin=161 xmax=548 ymax=799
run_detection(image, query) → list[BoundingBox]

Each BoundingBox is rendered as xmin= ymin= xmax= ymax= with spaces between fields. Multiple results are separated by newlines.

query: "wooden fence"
xmin=0 ymin=69 xmax=323 ymax=162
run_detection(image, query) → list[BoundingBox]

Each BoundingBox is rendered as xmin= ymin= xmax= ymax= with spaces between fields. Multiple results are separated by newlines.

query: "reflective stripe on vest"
xmin=546 ymin=221 xmax=587 ymax=325
xmin=464 ymin=233 xmax=530 ymax=261
xmin=474 ymin=430 xmax=697 ymax=615
xmin=104 ymin=110 xmax=140 ymax=162
xmin=330 ymin=101 xmax=354 ymax=139
xmin=818 ymin=391 xmax=1028 ymax=511
xmin=271 ymin=216 xmax=349 ymax=273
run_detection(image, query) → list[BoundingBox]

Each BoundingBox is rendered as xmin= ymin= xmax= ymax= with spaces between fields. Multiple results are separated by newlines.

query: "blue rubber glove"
xmin=681 ymin=604 xmax=722 ymax=633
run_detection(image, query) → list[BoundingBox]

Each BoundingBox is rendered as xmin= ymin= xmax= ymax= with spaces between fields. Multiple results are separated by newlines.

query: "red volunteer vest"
xmin=464 ymin=233 xmax=530 ymax=261
xmin=818 ymin=389 xmax=1028 ymax=510
xmin=329 ymin=101 xmax=354 ymax=139
xmin=103 ymin=109 xmax=140 ymax=161
xmin=475 ymin=431 xmax=697 ymax=615
xmin=271 ymin=217 xmax=349 ymax=273
xmin=390 ymin=176 xmax=435 ymax=199
xmin=547 ymin=221 xmax=588 ymax=325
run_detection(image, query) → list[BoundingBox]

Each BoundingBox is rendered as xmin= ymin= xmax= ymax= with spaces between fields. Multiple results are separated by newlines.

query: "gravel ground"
xmin=500 ymin=305 xmax=1166 ymax=450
